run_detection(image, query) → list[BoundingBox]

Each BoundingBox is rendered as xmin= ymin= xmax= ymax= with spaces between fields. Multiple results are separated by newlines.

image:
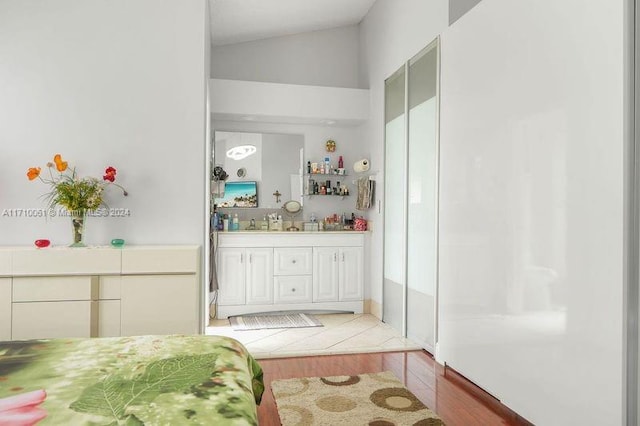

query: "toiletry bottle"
xmin=324 ymin=157 xmax=330 ymax=174
xmin=338 ymin=156 xmax=343 ymax=169
xmin=223 ymin=215 xmax=229 ymax=232
xmin=232 ymin=213 xmax=239 ymax=231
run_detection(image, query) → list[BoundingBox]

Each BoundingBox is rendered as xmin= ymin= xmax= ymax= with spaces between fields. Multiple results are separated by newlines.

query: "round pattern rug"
xmin=271 ymin=371 xmax=445 ymax=425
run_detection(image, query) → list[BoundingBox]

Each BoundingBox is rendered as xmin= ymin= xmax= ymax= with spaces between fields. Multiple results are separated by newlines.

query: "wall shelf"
xmin=304 ymin=194 xmax=349 ymax=198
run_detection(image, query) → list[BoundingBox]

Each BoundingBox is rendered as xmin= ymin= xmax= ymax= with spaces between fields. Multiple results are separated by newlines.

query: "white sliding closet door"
xmin=383 ymin=65 xmax=407 ymax=332
xmin=407 ymin=42 xmax=439 ymax=351
xmin=383 ymin=40 xmax=440 ymax=350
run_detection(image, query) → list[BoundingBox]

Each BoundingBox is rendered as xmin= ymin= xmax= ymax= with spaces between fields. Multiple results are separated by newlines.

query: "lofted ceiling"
xmin=209 ymin=0 xmax=377 ymax=46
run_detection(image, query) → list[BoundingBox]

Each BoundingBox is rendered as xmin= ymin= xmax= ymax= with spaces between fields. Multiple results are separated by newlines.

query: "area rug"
xmin=271 ymin=371 xmax=445 ymax=425
xmin=229 ymin=313 xmax=323 ymax=330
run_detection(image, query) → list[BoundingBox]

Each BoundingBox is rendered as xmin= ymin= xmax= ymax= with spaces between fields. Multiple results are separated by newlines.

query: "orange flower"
xmin=53 ymin=154 xmax=68 ymax=172
xmin=27 ymin=167 xmax=41 ymax=181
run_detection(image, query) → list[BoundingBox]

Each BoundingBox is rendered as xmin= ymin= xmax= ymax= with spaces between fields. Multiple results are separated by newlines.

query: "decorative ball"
xmin=34 ymin=239 xmax=50 ymax=248
xmin=325 ymin=140 xmax=336 ymax=152
xmin=110 ymin=238 xmax=125 ymax=248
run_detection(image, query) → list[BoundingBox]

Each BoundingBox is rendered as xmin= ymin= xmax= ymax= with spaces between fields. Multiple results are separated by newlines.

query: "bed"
xmin=0 ymin=335 xmax=264 ymax=425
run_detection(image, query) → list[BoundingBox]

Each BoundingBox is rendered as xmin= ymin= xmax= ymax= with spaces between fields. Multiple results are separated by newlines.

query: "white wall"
xmin=211 ymin=25 xmax=361 ymax=88
xmin=437 ymin=0 xmax=624 ymax=424
xmin=0 ymin=0 xmax=208 ymax=246
xmin=358 ymin=0 xmax=449 ymax=312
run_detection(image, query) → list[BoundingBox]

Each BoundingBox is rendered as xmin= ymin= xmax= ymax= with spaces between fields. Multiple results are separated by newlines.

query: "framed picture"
xmin=215 ymin=181 xmax=258 ymax=208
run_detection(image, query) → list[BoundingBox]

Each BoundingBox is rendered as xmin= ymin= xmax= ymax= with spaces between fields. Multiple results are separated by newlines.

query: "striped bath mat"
xmin=229 ymin=313 xmax=323 ymax=330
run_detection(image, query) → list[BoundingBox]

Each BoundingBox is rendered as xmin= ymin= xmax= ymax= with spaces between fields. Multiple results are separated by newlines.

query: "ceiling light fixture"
xmin=226 ymin=145 xmax=257 ymax=160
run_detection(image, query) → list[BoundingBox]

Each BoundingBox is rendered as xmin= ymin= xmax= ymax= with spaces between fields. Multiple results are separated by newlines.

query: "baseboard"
xmin=364 ymin=299 xmax=382 ymax=319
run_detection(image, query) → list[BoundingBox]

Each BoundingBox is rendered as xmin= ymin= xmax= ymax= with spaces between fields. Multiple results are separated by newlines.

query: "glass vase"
xmin=70 ymin=211 xmax=86 ymax=247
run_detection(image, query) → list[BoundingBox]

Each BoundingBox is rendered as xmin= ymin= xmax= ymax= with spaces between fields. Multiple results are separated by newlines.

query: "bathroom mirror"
xmin=213 ymin=131 xmax=304 ymax=208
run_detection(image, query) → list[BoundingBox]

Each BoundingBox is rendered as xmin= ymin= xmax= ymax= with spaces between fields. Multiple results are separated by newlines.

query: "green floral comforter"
xmin=0 ymin=335 xmax=264 ymax=425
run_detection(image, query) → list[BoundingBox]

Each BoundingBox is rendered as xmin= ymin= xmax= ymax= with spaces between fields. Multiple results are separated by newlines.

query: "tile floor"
xmin=206 ymin=313 xmax=421 ymax=359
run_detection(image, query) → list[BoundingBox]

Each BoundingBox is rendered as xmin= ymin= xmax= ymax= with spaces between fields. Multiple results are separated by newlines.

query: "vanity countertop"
xmin=216 ymin=230 xmax=367 ymax=234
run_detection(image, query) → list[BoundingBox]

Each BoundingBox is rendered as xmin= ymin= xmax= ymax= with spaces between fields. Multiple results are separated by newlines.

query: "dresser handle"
xmin=333 ymin=253 xmax=337 ymax=262
xmin=292 ymin=259 xmax=296 ymax=264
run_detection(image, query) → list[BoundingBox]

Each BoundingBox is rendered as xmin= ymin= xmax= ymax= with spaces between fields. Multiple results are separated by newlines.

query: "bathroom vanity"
xmin=215 ymin=231 xmax=364 ymax=318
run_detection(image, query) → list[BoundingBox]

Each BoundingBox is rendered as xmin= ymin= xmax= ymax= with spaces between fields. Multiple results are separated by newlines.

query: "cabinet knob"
xmin=291 ymin=288 xmax=296 ymax=292
xmin=292 ymin=259 xmax=297 ymax=264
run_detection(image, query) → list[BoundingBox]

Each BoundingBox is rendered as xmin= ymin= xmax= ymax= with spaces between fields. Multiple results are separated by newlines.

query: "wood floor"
xmin=256 ymin=350 xmax=527 ymax=426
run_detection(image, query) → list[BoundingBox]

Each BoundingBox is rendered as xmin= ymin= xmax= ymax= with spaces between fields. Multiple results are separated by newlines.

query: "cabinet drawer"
xmin=0 ymin=278 xmax=11 ymax=341
xmin=274 ymin=276 xmax=312 ymax=303
xmin=274 ymin=248 xmax=312 ymax=275
xmin=12 ymin=300 xmax=93 ymax=339
xmin=12 ymin=248 xmax=120 ymax=275
xmin=13 ymin=276 xmax=97 ymax=302
xmin=100 ymin=276 xmax=121 ymax=300
xmin=98 ymin=300 xmax=121 ymax=337
xmin=0 ymin=250 xmax=11 ymax=276
xmin=121 ymin=247 xmax=199 ymax=274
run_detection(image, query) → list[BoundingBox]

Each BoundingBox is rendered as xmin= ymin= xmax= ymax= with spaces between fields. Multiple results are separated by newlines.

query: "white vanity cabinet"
xmin=0 ymin=245 xmax=200 ymax=341
xmin=216 ymin=232 xmax=365 ymax=317
xmin=217 ymin=248 xmax=273 ymax=306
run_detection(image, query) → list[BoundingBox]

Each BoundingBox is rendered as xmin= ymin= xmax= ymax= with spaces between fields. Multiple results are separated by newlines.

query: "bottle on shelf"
xmin=232 ymin=213 xmax=239 ymax=231
xmin=338 ymin=156 xmax=344 ymax=169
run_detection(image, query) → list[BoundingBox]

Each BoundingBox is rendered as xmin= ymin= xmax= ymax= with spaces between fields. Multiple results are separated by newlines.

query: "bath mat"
xmin=271 ymin=371 xmax=444 ymax=425
xmin=229 ymin=313 xmax=323 ymax=330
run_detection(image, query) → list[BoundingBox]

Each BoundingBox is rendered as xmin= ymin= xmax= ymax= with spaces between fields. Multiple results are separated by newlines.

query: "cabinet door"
xmin=339 ymin=247 xmax=364 ymax=301
xmin=120 ymin=274 xmax=198 ymax=336
xmin=313 ymin=248 xmax=339 ymax=302
xmin=0 ymin=279 xmax=10 ymax=341
xmin=217 ymin=248 xmax=246 ymax=306
xmin=246 ymin=248 xmax=274 ymax=305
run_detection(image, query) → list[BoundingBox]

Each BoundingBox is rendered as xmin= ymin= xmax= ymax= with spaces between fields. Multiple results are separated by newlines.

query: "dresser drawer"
xmin=12 ymin=300 xmax=94 ymax=339
xmin=13 ymin=276 xmax=97 ymax=302
xmin=274 ymin=275 xmax=312 ymax=303
xmin=273 ymin=248 xmax=312 ymax=275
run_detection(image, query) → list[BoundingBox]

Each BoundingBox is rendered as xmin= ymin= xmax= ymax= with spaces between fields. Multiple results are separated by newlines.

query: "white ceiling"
xmin=209 ymin=0 xmax=377 ymax=46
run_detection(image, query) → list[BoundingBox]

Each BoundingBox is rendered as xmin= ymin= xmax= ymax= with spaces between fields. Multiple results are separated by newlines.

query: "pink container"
xmin=354 ymin=217 xmax=367 ymax=231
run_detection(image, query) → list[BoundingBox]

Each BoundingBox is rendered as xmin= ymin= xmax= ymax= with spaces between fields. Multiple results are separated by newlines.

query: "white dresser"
xmin=216 ymin=232 xmax=364 ymax=317
xmin=0 ymin=245 xmax=200 ymax=341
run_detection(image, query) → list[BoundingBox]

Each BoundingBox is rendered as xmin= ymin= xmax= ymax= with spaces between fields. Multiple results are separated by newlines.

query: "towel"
xmin=356 ymin=177 xmax=375 ymax=210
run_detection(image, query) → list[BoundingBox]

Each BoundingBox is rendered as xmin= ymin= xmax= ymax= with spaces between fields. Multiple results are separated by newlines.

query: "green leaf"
xmin=70 ymin=353 xmax=219 ymax=421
